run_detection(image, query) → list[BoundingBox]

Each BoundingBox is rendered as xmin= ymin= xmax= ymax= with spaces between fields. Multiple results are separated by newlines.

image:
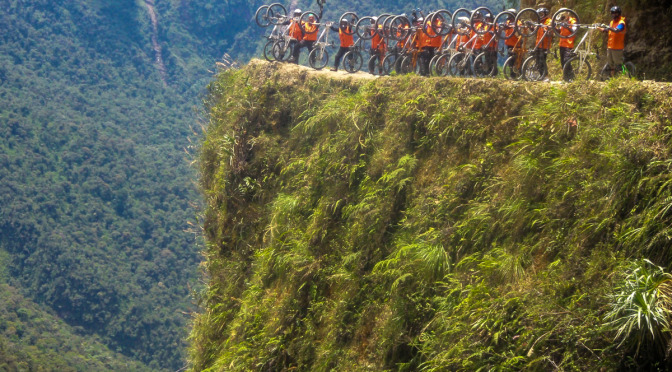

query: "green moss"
xmin=190 ymin=61 xmax=672 ymax=371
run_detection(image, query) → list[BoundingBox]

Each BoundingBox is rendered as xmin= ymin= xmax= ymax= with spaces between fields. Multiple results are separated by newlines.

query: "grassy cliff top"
xmin=190 ymin=60 xmax=672 ymax=371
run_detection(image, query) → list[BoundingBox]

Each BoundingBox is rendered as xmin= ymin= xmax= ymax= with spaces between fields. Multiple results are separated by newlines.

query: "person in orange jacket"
xmin=600 ymin=6 xmax=627 ymax=76
xmin=418 ymin=17 xmax=442 ymax=76
xmin=292 ymin=10 xmax=323 ymax=64
xmin=558 ymin=12 xmax=578 ymax=80
xmin=481 ymin=13 xmax=498 ymax=76
xmin=370 ymin=17 xmax=387 ymax=67
xmin=533 ymin=7 xmax=553 ymax=78
xmin=330 ymin=19 xmax=354 ymax=71
xmin=282 ymin=9 xmax=304 ymax=64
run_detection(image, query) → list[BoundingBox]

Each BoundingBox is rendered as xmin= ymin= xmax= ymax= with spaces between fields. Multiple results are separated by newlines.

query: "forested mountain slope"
xmin=192 ymin=60 xmax=672 ymax=370
xmin=0 ymin=0 xmax=240 ymax=369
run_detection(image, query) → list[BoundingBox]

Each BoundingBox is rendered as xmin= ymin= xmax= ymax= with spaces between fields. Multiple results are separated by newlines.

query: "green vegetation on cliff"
xmin=191 ymin=61 xmax=672 ymax=370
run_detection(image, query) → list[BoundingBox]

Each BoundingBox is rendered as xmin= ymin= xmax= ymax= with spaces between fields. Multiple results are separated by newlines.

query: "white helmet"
xmin=293 ymin=9 xmax=302 ymax=15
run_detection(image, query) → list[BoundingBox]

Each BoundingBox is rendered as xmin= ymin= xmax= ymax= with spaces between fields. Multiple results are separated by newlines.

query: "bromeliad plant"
xmin=604 ymin=259 xmax=672 ymax=358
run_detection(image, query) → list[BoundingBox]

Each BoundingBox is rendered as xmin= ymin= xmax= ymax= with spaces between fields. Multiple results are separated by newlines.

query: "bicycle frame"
xmin=569 ymin=24 xmax=600 ymax=67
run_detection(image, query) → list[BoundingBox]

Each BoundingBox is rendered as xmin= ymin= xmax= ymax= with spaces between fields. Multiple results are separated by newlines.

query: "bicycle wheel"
xmin=430 ymin=10 xmax=453 ymax=36
xmin=339 ymin=12 xmax=358 ymax=34
xmin=472 ymin=52 xmax=496 ymax=78
xmin=452 ymin=8 xmax=472 ymax=35
xmin=515 ymin=8 xmax=539 ymax=38
xmin=434 ymin=53 xmax=451 ymax=76
xmin=521 ymin=55 xmax=546 ymax=81
xmin=308 ymin=47 xmax=329 ymax=70
xmin=356 ymin=17 xmax=376 ymax=40
xmin=389 ymin=15 xmax=411 ymax=41
xmin=266 ymin=3 xmax=287 ymax=25
xmin=562 ymin=56 xmax=591 ymax=82
xmin=624 ymin=62 xmax=636 ymax=79
xmin=448 ymin=52 xmax=471 ymax=77
xmin=255 ymin=5 xmax=271 ymax=27
xmin=429 ymin=54 xmax=441 ymax=76
xmin=382 ymin=53 xmax=397 ymax=75
xmin=471 ymin=7 xmax=494 ymax=35
xmin=502 ymin=56 xmax=521 ymax=80
xmin=368 ymin=54 xmax=384 ymax=75
xmin=494 ymin=11 xmax=516 ymax=40
xmin=343 ymin=51 xmax=363 ymax=73
xmin=263 ymin=39 xmax=276 ymax=62
xmin=551 ymin=8 xmax=580 ymax=38
xmin=598 ymin=64 xmax=612 ymax=81
xmin=272 ymin=40 xmax=291 ymax=62
xmin=300 ymin=11 xmax=320 ymax=34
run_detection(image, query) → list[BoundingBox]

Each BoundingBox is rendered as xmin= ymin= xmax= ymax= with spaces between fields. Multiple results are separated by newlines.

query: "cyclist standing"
xmin=370 ymin=17 xmax=387 ymax=68
xmin=292 ymin=9 xmax=323 ymax=64
xmin=600 ymin=6 xmax=627 ymax=77
xmin=330 ymin=19 xmax=354 ymax=71
xmin=558 ymin=12 xmax=578 ymax=80
xmin=283 ymin=9 xmax=304 ymax=64
xmin=534 ymin=7 xmax=553 ymax=80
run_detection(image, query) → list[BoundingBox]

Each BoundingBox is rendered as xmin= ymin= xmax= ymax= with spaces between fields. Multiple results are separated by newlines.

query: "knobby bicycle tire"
xmin=255 ymin=5 xmax=271 ymax=28
xmin=502 ymin=56 xmax=522 ymax=80
xmin=521 ymin=55 xmax=547 ymax=81
xmin=471 ymin=7 xmax=494 ymax=35
xmin=515 ymin=8 xmax=540 ymax=38
xmin=452 ymin=8 xmax=472 ymax=36
xmin=472 ymin=52 xmax=496 ymax=78
xmin=339 ymin=12 xmax=358 ymax=35
xmin=382 ymin=53 xmax=397 ymax=75
xmin=266 ymin=3 xmax=287 ymax=25
xmin=551 ymin=8 xmax=580 ymax=38
xmin=308 ymin=47 xmax=329 ymax=70
xmin=562 ymin=57 xmax=591 ymax=82
xmin=343 ymin=51 xmax=363 ymax=73
xmin=430 ymin=10 xmax=453 ymax=36
xmin=263 ymin=39 xmax=276 ymax=62
xmin=356 ymin=17 xmax=376 ymax=40
xmin=494 ymin=11 xmax=516 ymax=40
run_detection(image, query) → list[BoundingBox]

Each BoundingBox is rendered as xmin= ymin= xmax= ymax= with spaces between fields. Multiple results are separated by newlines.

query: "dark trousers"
xmin=419 ymin=47 xmax=435 ymax=76
xmin=535 ymin=49 xmax=548 ymax=77
xmin=560 ymin=47 xmax=573 ymax=80
xmin=485 ymin=48 xmax=498 ymax=76
xmin=292 ymin=40 xmax=315 ymax=63
xmin=333 ymin=46 xmax=348 ymax=69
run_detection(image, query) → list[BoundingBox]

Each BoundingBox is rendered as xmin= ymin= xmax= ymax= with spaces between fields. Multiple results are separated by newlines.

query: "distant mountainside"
xmin=0 ymin=0 xmax=235 ymax=369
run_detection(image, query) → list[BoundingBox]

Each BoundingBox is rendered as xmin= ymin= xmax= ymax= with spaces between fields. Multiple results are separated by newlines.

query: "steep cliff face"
xmin=191 ymin=60 xmax=672 ymax=371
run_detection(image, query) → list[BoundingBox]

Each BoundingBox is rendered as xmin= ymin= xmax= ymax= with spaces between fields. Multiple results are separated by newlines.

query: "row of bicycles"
xmin=254 ymin=3 xmax=636 ymax=81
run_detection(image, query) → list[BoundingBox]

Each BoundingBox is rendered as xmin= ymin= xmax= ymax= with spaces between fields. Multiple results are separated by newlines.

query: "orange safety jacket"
xmin=288 ymin=19 xmax=303 ymax=41
xmin=472 ymin=21 xmax=484 ymax=49
xmin=302 ymin=21 xmax=319 ymax=41
xmin=482 ymin=30 xmax=496 ymax=50
xmin=456 ymin=33 xmax=470 ymax=50
xmin=608 ymin=16 xmax=626 ymax=50
xmin=535 ymin=17 xmax=552 ymax=50
xmin=371 ymin=26 xmax=387 ymax=52
xmin=504 ymin=20 xmax=520 ymax=47
xmin=339 ymin=27 xmax=354 ymax=47
xmin=558 ymin=16 xmax=577 ymax=49
xmin=423 ymin=19 xmax=442 ymax=48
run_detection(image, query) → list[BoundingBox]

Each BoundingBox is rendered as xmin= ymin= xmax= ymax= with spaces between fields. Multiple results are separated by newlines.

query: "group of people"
xmin=271 ymin=4 xmax=628 ymax=79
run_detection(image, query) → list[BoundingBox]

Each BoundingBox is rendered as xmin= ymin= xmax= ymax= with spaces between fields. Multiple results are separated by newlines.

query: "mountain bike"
xmin=342 ymin=39 xmax=365 ymax=73
xmin=560 ymin=23 xmax=601 ymax=82
xmin=263 ymin=24 xmax=283 ymax=62
xmin=515 ymin=8 xmax=552 ymax=81
xmin=598 ymin=61 xmax=636 ymax=81
xmin=307 ymin=22 xmax=336 ymax=70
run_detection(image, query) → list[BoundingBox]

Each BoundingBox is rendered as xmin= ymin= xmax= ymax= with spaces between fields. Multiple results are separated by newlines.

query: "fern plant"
xmin=604 ymin=259 xmax=672 ymax=357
